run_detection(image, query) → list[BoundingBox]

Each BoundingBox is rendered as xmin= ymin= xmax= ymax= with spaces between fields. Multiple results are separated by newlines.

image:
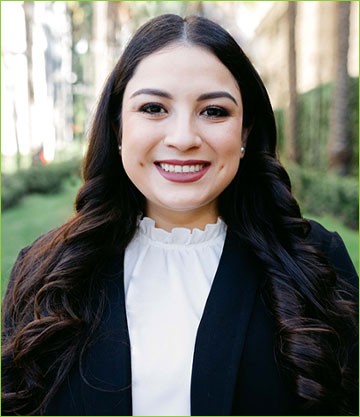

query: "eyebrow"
xmin=197 ymin=91 xmax=238 ymax=105
xmin=130 ymin=88 xmax=173 ymax=99
xmin=130 ymin=88 xmax=238 ymax=105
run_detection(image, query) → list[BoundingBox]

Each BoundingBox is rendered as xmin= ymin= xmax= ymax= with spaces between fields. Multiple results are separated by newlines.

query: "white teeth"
xmin=159 ymin=163 xmax=206 ymax=173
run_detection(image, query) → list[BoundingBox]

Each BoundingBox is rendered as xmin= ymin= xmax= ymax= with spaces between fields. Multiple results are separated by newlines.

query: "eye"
xmin=201 ymin=106 xmax=230 ymax=118
xmin=140 ymin=103 xmax=167 ymax=116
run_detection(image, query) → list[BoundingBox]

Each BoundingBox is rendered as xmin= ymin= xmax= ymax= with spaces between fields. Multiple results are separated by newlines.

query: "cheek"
xmin=121 ymin=115 xmax=163 ymax=155
xmin=121 ymin=146 xmax=148 ymax=197
xmin=121 ymin=119 xmax=164 ymax=182
xmin=121 ymin=121 xmax=148 ymax=165
xmin=212 ymin=128 xmax=242 ymax=164
xmin=121 ymin=124 xmax=141 ymax=175
xmin=122 ymin=117 xmax=142 ymax=147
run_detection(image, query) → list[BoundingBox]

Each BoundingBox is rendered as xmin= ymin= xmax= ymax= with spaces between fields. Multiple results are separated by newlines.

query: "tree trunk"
xmin=185 ymin=2 xmax=204 ymax=16
xmin=328 ymin=2 xmax=351 ymax=175
xmin=11 ymin=96 xmax=21 ymax=170
xmin=285 ymin=2 xmax=299 ymax=163
xmin=23 ymin=2 xmax=34 ymax=103
xmin=93 ymin=2 xmax=108 ymax=98
xmin=23 ymin=1 xmax=35 ymax=167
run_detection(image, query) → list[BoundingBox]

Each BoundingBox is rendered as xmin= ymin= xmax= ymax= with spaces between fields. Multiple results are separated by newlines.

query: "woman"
xmin=2 ymin=14 xmax=358 ymax=416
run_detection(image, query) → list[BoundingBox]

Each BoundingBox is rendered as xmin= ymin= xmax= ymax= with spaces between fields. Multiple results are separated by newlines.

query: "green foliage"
xmin=2 ymin=180 xmax=80 ymax=296
xmin=297 ymin=82 xmax=332 ymax=172
xmin=1 ymin=158 xmax=82 ymax=211
xmin=287 ymin=163 xmax=358 ymax=230
xmin=1 ymin=172 xmax=28 ymax=212
xmin=348 ymin=76 xmax=359 ymax=176
xmin=277 ymin=77 xmax=359 ymax=230
xmin=276 ymin=77 xmax=359 ymax=177
xmin=274 ymin=109 xmax=285 ymax=151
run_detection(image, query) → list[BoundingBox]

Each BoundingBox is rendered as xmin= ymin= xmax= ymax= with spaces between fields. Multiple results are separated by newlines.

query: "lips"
xmin=154 ymin=160 xmax=211 ymax=183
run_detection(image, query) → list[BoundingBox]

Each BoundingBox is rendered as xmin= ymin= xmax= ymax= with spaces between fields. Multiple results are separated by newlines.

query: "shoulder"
xmin=7 ymin=227 xmax=123 ymax=284
xmin=306 ymin=219 xmax=351 ymax=259
xmin=306 ymin=219 xmax=341 ymax=248
xmin=306 ymin=219 xmax=358 ymax=288
xmin=7 ymin=227 xmax=61 ymax=274
xmin=3 ymin=228 xmax=61 ymax=304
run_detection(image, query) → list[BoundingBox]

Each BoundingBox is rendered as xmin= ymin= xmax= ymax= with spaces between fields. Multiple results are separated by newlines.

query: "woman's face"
xmin=121 ymin=44 xmax=246 ymax=230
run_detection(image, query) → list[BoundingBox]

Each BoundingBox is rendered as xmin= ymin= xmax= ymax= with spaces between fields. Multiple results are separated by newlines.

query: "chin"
xmin=160 ymin=200 xmax=213 ymax=213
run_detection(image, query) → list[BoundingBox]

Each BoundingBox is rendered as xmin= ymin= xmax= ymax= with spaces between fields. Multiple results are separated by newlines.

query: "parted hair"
xmin=2 ymin=14 xmax=357 ymax=415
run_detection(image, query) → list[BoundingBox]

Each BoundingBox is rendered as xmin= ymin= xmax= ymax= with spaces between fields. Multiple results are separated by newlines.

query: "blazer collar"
xmin=191 ymin=229 xmax=261 ymax=415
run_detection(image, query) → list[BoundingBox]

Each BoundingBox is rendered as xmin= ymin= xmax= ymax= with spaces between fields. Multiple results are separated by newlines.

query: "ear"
xmin=240 ymin=127 xmax=250 ymax=158
xmin=241 ymin=126 xmax=251 ymax=148
xmin=111 ymin=121 xmax=122 ymax=155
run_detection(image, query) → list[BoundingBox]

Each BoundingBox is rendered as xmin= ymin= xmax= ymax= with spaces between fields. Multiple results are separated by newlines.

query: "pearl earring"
xmin=118 ymin=144 xmax=122 ymax=152
xmin=240 ymin=146 xmax=245 ymax=154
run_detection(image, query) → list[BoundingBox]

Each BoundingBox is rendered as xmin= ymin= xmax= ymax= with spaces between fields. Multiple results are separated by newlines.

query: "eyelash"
xmin=201 ymin=106 xmax=230 ymax=118
xmin=140 ymin=103 xmax=166 ymax=115
xmin=138 ymin=103 xmax=230 ymax=118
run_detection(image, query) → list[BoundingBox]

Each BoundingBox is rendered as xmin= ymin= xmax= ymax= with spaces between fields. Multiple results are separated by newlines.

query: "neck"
xmin=146 ymin=204 xmax=219 ymax=232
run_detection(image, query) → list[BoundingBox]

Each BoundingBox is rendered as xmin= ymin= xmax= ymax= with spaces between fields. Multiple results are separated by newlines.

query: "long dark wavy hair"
xmin=2 ymin=14 xmax=358 ymax=415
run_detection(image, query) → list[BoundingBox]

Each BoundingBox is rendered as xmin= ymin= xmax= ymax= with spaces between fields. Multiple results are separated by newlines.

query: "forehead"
xmin=124 ymin=44 xmax=241 ymax=97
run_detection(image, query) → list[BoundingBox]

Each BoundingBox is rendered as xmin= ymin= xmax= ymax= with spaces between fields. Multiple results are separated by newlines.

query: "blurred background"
xmin=1 ymin=1 xmax=359 ymax=291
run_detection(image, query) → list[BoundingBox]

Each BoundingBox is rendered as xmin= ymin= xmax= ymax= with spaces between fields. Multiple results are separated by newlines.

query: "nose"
xmin=163 ymin=114 xmax=202 ymax=151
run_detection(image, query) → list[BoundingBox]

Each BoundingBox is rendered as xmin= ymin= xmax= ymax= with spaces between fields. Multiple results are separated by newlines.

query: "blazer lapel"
xmin=191 ymin=230 xmax=261 ymax=416
xmin=81 ymin=248 xmax=133 ymax=416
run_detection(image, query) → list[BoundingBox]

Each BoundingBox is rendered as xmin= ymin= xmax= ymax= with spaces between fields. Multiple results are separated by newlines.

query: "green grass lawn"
xmin=2 ymin=185 xmax=359 ymax=297
xmin=1 ymin=180 xmax=80 ymax=297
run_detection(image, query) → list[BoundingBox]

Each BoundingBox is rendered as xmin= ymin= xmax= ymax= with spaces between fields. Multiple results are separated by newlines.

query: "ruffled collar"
xmin=137 ymin=217 xmax=227 ymax=246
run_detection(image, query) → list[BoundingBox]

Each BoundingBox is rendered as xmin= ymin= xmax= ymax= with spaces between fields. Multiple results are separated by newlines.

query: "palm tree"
xmin=328 ymin=1 xmax=351 ymax=175
xmin=23 ymin=1 xmax=35 ymax=168
xmin=285 ymin=1 xmax=299 ymax=163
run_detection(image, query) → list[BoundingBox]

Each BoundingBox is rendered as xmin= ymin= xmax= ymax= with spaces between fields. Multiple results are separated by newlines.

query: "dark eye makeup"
xmin=201 ymin=106 xmax=230 ymax=118
xmin=138 ymin=103 xmax=230 ymax=119
xmin=139 ymin=103 xmax=166 ymax=114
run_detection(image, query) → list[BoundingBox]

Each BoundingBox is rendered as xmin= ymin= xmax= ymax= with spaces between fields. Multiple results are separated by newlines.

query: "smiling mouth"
xmin=156 ymin=162 xmax=209 ymax=173
xmin=154 ymin=160 xmax=211 ymax=183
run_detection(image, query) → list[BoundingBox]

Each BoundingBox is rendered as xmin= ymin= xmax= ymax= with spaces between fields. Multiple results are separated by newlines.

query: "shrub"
xmin=287 ymin=164 xmax=358 ymax=229
xmin=1 ymin=158 xmax=82 ymax=211
xmin=275 ymin=77 xmax=359 ymax=177
xmin=1 ymin=172 xmax=28 ymax=211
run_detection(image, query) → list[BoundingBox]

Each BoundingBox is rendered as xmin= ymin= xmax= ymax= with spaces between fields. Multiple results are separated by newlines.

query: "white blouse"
xmin=124 ymin=217 xmax=227 ymax=416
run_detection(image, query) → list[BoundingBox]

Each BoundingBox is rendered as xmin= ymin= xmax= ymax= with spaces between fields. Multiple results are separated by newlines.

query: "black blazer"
xmin=6 ymin=221 xmax=359 ymax=416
